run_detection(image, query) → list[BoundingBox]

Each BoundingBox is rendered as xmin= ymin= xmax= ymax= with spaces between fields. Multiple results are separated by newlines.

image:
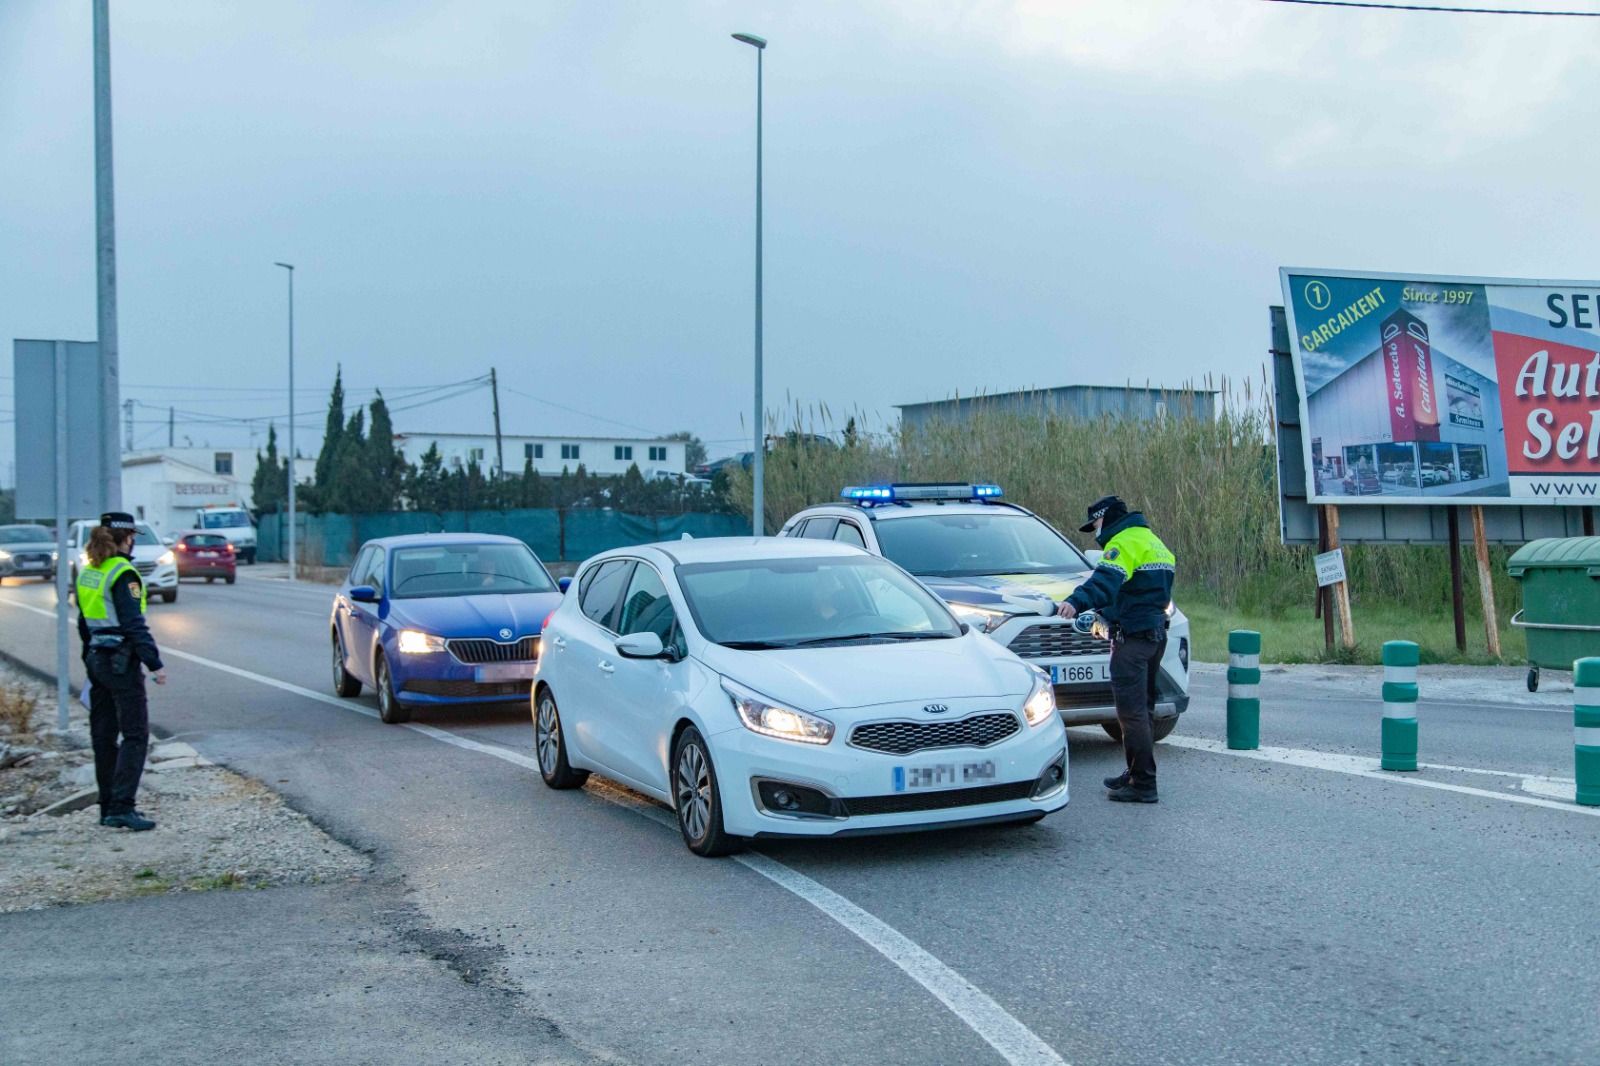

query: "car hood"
xmin=697 ymin=632 xmax=1033 ymax=713
xmin=386 ymin=590 xmax=565 ymax=638
xmin=919 ymin=572 xmax=1089 ymax=615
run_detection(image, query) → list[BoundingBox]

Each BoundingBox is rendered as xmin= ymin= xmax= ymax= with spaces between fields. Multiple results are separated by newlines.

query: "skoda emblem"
xmin=924 ymin=703 xmax=949 ymax=714
xmin=498 ymin=627 xmax=514 ymax=641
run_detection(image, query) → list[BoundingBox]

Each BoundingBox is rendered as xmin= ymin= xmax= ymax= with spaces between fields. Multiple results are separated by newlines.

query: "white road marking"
xmin=0 ymin=600 xmax=1066 ymax=1066
xmin=1164 ymin=736 xmax=1600 ymax=818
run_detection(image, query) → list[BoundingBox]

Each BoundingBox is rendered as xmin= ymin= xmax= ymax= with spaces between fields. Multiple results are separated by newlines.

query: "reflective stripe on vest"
xmin=77 ymin=557 xmax=145 ymax=642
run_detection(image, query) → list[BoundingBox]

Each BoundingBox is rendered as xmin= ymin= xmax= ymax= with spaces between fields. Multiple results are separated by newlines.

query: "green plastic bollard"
xmin=1574 ymin=658 xmax=1600 ymax=806
xmin=1381 ymin=640 xmax=1419 ymax=771
xmin=1226 ymin=630 xmax=1261 ymax=750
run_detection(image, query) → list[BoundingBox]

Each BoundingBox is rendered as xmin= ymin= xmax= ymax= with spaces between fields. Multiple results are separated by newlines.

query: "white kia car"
xmin=533 ymin=538 xmax=1069 ymax=856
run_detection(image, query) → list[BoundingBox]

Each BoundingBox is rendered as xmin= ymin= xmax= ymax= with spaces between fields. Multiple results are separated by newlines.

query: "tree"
xmin=664 ymin=430 xmax=707 ymax=469
xmin=843 ymin=416 xmax=859 ymax=449
xmin=366 ymin=392 xmax=405 ymax=511
xmin=313 ymin=367 xmax=346 ymax=489
xmin=406 ymin=442 xmax=451 ymax=513
xmin=251 ymin=424 xmax=287 ymax=514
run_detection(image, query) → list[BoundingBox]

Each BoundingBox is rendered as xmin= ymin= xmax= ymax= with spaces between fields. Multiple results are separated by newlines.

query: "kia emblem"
xmin=924 ymin=703 xmax=949 ymax=714
xmin=499 ymin=628 xmax=513 ymax=641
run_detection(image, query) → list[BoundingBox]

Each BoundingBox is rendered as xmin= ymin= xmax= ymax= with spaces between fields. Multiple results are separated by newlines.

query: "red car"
xmin=175 ymin=532 xmax=237 ymax=584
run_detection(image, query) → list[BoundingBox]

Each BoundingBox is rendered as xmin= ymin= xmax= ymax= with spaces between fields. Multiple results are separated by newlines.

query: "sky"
xmin=5 ymin=0 xmax=1600 ymax=484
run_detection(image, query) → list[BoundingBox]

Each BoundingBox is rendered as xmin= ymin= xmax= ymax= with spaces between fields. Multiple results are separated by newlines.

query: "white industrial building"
xmin=392 ymin=432 xmax=686 ymax=478
xmin=120 ymin=448 xmax=315 ymax=533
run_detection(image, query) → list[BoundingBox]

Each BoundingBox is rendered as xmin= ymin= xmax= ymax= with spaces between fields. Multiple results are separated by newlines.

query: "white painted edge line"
xmin=0 ymin=593 xmax=1066 ymax=1066
xmin=1164 ymin=736 xmax=1600 ymax=818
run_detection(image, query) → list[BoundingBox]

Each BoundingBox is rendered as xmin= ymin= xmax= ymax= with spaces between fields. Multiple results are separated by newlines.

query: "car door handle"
xmin=597 ymin=660 xmax=615 ymax=674
xmin=549 ymin=635 xmax=566 ymax=650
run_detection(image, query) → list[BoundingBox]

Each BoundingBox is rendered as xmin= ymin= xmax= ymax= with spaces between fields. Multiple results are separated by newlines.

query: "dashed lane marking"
xmin=0 ymin=593 xmax=1067 ymax=1066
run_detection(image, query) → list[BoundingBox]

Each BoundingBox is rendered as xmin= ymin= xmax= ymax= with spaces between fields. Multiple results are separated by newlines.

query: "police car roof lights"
xmin=839 ymin=482 xmax=1004 ymax=503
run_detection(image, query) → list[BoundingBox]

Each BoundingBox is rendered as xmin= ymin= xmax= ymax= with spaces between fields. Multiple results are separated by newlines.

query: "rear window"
xmin=183 ymin=534 xmax=230 ymax=548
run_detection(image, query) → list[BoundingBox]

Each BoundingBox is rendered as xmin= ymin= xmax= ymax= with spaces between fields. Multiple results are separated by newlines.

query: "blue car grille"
xmin=446 ymin=637 xmax=539 ymax=664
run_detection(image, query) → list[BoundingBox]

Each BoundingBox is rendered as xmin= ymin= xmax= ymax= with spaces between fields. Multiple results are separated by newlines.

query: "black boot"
xmin=1103 ymin=772 xmax=1130 ymax=790
xmin=100 ymin=810 xmax=156 ymax=831
xmin=1106 ymin=784 xmax=1158 ymax=804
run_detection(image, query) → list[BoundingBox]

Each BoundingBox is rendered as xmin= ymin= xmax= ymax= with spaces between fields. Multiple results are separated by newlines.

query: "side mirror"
xmin=163 ymin=535 xmax=177 ymax=546
xmin=615 ymin=632 xmax=666 ymax=659
xmin=1084 ymin=549 xmax=1103 ymax=567
xmin=349 ymin=585 xmax=379 ymax=603
xmin=557 ymin=576 xmax=572 ymax=593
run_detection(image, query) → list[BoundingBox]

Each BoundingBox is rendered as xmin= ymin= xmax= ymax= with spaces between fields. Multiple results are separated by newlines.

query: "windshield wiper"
xmin=717 ymin=639 xmax=797 ymax=650
xmin=787 ymin=630 xmax=955 ymax=647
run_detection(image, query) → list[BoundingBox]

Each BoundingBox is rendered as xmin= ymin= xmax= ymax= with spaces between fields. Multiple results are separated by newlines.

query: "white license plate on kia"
xmin=1051 ymin=663 xmax=1111 ymax=684
xmin=474 ymin=662 xmax=537 ymax=682
xmin=893 ymin=760 xmax=996 ymax=792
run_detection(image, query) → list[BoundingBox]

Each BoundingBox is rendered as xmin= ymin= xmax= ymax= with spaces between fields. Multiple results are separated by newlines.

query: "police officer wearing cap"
xmin=76 ymin=512 xmax=167 ymax=831
xmin=1056 ymin=495 xmax=1175 ymax=803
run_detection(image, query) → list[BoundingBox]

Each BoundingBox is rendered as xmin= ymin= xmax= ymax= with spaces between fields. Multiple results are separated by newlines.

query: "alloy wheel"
xmin=378 ymin=659 xmax=392 ymax=714
xmin=676 ymin=742 xmax=711 ymax=842
xmin=536 ymin=697 xmax=559 ymax=776
xmin=332 ymin=639 xmax=345 ymax=687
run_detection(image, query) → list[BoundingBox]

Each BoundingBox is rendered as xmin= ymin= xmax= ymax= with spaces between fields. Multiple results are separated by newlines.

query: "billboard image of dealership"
xmin=1283 ymin=268 xmax=1600 ymax=506
xmin=1304 ymin=307 xmax=1508 ymax=499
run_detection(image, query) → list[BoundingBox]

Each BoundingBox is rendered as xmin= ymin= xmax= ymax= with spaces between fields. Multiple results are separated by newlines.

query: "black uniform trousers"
xmin=86 ymin=647 xmax=149 ymax=816
xmin=1109 ymin=631 xmax=1166 ymax=791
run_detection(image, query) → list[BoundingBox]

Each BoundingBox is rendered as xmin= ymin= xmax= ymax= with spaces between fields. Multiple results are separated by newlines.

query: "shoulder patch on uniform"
xmin=1104 ymin=547 xmax=1119 ymax=561
xmin=126 ymin=580 xmax=142 ymax=599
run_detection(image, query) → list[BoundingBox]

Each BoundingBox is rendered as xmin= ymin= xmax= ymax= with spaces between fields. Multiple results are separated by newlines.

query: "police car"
xmin=780 ymin=483 xmax=1190 ymax=740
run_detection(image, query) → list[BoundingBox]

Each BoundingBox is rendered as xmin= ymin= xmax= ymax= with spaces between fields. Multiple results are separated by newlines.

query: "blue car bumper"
xmin=387 ymin=650 xmax=538 ymax=707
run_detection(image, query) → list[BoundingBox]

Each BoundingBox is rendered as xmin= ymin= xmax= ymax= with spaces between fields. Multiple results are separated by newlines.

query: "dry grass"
xmin=0 ymin=683 xmax=38 ymax=740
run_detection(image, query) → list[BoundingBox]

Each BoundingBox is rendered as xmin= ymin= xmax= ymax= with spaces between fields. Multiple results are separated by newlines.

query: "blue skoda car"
xmin=330 ymin=533 xmax=567 ymax=723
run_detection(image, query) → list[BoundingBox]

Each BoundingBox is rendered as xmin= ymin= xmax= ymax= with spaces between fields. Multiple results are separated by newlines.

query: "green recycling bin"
xmin=1507 ymin=537 xmax=1600 ymax=692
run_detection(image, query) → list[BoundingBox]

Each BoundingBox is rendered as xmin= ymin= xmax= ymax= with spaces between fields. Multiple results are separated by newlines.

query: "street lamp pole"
xmin=274 ymin=262 xmax=296 ymax=580
xmin=733 ymin=32 xmax=767 ymax=536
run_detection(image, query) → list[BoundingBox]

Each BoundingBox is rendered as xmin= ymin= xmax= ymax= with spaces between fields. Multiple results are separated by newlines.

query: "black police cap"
xmin=100 ymin=512 xmax=138 ymax=531
xmin=1078 ymin=495 xmax=1127 ymax=533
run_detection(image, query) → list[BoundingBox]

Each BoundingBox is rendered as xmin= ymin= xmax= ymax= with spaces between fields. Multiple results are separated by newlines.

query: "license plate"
xmin=198 ymin=551 xmax=219 ymax=558
xmin=18 ymin=560 xmax=44 ymax=569
xmin=893 ymin=760 xmax=997 ymax=792
xmin=474 ymin=662 xmax=537 ymax=682
xmin=1051 ymin=663 xmax=1111 ymax=684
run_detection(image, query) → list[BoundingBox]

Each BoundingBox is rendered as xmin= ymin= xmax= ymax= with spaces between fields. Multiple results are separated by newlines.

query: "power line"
xmin=500 ymin=386 xmax=662 ymax=436
xmin=1264 ymin=0 xmax=1600 ymax=14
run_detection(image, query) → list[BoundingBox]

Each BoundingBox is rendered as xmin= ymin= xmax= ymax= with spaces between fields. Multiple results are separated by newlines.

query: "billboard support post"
xmin=1470 ymin=506 xmax=1502 ymax=658
xmin=1447 ymin=507 xmax=1467 ymax=653
xmin=1317 ymin=507 xmax=1333 ymax=652
xmin=1325 ymin=505 xmax=1356 ymax=649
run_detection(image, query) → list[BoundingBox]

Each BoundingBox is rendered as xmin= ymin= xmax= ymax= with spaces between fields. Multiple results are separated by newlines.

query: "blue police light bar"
xmin=839 ymin=483 xmax=1004 ymax=503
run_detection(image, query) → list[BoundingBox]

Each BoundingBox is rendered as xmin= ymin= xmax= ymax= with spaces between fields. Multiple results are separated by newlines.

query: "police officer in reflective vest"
xmin=1056 ymin=495 xmax=1175 ymax=803
xmin=76 ymin=512 xmax=167 ymax=831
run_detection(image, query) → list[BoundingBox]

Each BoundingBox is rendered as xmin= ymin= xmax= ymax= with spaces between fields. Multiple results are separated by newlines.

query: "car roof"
xmin=589 ymin=536 xmax=867 ymax=568
xmin=364 ymin=533 xmax=530 ymax=549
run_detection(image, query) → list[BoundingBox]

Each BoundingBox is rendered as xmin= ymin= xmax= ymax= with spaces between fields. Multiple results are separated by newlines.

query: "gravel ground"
xmin=0 ymin=661 xmax=367 ymax=912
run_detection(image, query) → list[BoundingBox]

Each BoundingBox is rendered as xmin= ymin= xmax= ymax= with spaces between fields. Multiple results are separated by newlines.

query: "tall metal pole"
xmin=490 ymin=366 xmax=504 ymax=479
xmin=275 ymin=262 xmax=296 ymax=579
xmin=733 ymin=33 xmax=767 ymax=535
xmin=93 ymin=0 xmax=121 ymax=510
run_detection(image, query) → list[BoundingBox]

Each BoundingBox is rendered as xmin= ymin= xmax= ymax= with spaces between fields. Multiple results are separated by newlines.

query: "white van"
xmin=194 ymin=506 xmax=257 ymax=563
xmin=67 ymin=520 xmax=180 ymax=603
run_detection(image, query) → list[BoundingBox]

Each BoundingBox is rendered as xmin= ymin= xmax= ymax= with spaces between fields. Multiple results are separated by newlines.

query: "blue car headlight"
xmin=397 ymin=629 xmax=446 ymax=654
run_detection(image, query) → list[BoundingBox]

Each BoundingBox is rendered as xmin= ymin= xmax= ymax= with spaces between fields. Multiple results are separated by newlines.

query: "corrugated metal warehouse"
xmin=896 ymin=385 xmax=1216 ymax=433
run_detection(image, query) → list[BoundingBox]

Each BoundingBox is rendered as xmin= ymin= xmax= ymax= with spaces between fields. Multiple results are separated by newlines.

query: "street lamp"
xmin=273 ymin=261 xmax=296 ymax=580
xmin=732 ymin=31 xmax=766 ymax=535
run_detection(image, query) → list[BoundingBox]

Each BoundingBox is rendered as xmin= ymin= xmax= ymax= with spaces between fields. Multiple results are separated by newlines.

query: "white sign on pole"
xmin=12 ymin=339 xmax=112 ymax=731
xmin=1314 ymin=548 xmax=1347 ymax=588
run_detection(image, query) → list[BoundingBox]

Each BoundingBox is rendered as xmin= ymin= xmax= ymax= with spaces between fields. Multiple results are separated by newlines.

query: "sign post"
xmin=1321 ymin=507 xmax=1355 ymax=649
xmin=13 ymin=340 xmax=113 ymax=730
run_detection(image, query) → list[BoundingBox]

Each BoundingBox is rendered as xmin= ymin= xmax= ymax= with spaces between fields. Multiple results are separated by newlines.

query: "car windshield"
xmin=0 ymin=526 xmax=51 ymax=545
xmin=134 ymin=524 xmax=162 ymax=548
xmin=200 ymin=511 xmax=251 ymax=529
xmin=675 ymin=555 xmax=961 ymax=648
xmin=872 ymin=512 xmax=1089 ymax=578
xmin=389 ymin=542 xmax=556 ymax=599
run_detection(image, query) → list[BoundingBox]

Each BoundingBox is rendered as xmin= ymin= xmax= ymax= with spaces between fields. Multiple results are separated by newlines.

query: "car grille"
xmin=1008 ymin=623 xmax=1102 ymax=659
xmin=849 ymin=712 xmax=1020 ymax=756
xmin=402 ymin=679 xmax=527 ymax=698
xmin=841 ymin=780 xmax=1034 ymax=816
xmin=1054 ymin=685 xmax=1114 ymax=710
xmin=11 ymin=552 xmax=51 ymax=567
xmin=133 ymin=561 xmax=156 ymax=577
xmin=446 ymin=637 xmax=539 ymax=664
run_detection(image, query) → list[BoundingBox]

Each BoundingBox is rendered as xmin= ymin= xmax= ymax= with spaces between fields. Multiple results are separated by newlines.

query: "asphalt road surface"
xmin=2 ymin=567 xmax=1597 ymax=1065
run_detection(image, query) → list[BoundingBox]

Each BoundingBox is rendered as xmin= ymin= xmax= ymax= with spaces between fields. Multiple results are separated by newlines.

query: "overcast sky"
xmin=5 ymin=0 xmax=1599 ymax=482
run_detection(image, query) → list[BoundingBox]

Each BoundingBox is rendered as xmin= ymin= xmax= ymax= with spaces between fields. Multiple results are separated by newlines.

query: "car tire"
xmin=534 ymin=689 xmax=589 ymax=789
xmin=375 ymin=651 xmax=409 ymax=724
xmin=162 ymin=589 xmax=177 ymax=604
xmin=671 ymin=726 xmax=741 ymax=857
xmin=1101 ymin=716 xmax=1179 ymax=743
xmin=332 ymin=633 xmax=362 ymax=698
xmin=243 ymin=549 xmax=255 ymax=565
xmin=225 ymin=574 xmax=235 ymax=585
xmin=205 ymin=576 xmax=215 ymax=584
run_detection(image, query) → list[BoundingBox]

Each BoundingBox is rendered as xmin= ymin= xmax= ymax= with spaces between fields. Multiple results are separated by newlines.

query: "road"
xmin=2 ymin=566 xmax=1597 ymax=1065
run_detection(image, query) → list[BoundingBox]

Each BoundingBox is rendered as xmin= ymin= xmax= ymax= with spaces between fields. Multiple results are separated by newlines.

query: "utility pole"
xmin=168 ymin=406 xmax=174 ymax=447
xmin=274 ymin=262 xmax=296 ymax=579
xmin=123 ymin=398 xmax=134 ymax=451
xmin=732 ymin=32 xmax=767 ymax=534
xmin=93 ymin=0 xmax=122 ymax=510
xmin=490 ymin=367 xmax=504 ymax=479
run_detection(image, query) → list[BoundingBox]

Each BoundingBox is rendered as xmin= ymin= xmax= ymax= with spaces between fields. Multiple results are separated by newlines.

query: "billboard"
xmin=1282 ymin=268 xmax=1600 ymax=506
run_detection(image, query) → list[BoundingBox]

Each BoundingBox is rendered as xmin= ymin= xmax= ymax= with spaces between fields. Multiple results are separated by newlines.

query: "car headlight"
xmin=722 ymin=677 xmax=834 ymax=745
xmin=1023 ymin=668 xmax=1056 ymax=726
xmin=157 ymin=551 xmax=176 ymax=566
xmin=51 ymin=551 xmax=58 ymax=562
xmin=948 ymin=602 xmax=1012 ymax=634
xmin=1165 ymin=601 xmax=1176 ymax=617
xmin=397 ymin=629 xmax=446 ymax=654
xmin=0 ymin=550 xmax=11 ymax=562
